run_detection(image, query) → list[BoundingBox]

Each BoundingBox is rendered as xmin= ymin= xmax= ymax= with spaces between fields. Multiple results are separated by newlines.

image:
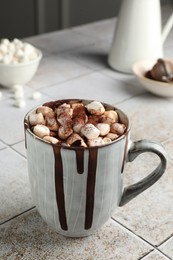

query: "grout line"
xmin=157 ymin=234 xmax=173 ymax=247
xmin=111 ymin=217 xmax=172 ymax=259
xmin=0 ymin=146 xmax=7 ymax=152
xmin=111 ymin=217 xmax=155 ymax=248
xmin=0 ymin=206 xmax=36 ymax=226
xmin=9 ymin=139 xmax=25 ymax=146
xmin=60 ymin=52 xmax=106 ymax=71
xmin=10 ymin=145 xmax=26 ymax=159
xmin=39 ymin=69 xmax=99 ymax=92
xmin=139 ymin=248 xmax=172 ymax=260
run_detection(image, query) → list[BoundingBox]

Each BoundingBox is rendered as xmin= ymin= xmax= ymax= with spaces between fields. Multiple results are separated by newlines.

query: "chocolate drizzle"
xmin=85 ymin=148 xmax=98 ymax=230
xmin=75 ymin=149 xmax=84 ymax=174
xmin=24 ymin=118 xmax=29 ymax=149
xmin=52 ymin=144 xmax=68 ymax=231
xmin=121 ymin=134 xmax=128 ymax=173
xmin=52 ymin=144 xmax=97 ymax=231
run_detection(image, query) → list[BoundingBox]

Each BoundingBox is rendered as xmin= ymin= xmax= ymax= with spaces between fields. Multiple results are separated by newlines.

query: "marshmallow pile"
xmin=0 ymin=38 xmax=38 ymax=64
xmin=28 ymin=100 xmax=127 ymax=147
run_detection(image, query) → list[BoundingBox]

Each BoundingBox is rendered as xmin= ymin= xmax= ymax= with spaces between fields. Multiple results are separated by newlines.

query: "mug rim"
xmin=24 ymin=98 xmax=131 ymax=150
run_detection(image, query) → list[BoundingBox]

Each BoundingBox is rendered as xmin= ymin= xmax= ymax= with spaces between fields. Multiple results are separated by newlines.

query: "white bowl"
xmin=0 ymin=48 xmax=42 ymax=88
xmin=132 ymin=59 xmax=173 ymax=97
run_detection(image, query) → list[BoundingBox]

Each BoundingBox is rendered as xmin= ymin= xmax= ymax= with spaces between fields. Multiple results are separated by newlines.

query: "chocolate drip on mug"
xmin=24 ymin=118 xmax=29 ymax=149
xmin=52 ymin=144 xmax=68 ymax=231
xmin=75 ymin=149 xmax=84 ymax=174
xmin=121 ymin=134 xmax=128 ymax=173
xmin=85 ymin=148 xmax=98 ymax=230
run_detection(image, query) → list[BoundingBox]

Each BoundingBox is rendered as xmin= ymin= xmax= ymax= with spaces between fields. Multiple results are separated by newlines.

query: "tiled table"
xmin=1 ymin=6 xmax=173 ymax=260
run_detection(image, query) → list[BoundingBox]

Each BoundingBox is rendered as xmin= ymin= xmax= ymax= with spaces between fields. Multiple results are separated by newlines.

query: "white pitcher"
xmin=108 ymin=0 xmax=173 ymax=73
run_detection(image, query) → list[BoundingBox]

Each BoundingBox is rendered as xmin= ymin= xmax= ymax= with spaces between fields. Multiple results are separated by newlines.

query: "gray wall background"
xmin=0 ymin=0 xmax=172 ymax=39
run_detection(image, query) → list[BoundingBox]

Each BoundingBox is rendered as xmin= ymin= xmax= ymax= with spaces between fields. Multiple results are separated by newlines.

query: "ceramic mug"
xmin=24 ymin=99 xmax=167 ymax=237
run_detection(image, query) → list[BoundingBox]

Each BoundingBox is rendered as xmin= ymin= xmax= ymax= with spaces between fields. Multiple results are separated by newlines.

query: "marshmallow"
xmin=99 ymin=115 xmax=114 ymax=125
xmin=13 ymin=38 xmax=23 ymax=46
xmin=72 ymin=104 xmax=85 ymax=118
xmin=71 ymin=102 xmax=84 ymax=110
xmin=81 ymin=124 xmax=100 ymax=140
xmin=14 ymin=99 xmax=26 ymax=108
xmin=43 ymin=136 xmax=59 ymax=144
xmin=66 ymin=133 xmax=87 ymax=147
xmin=32 ymin=91 xmax=42 ymax=100
xmin=96 ymin=123 xmax=110 ymax=136
xmin=73 ymin=117 xmax=85 ymax=133
xmin=56 ymin=103 xmax=72 ymax=117
xmin=103 ymin=137 xmax=112 ymax=144
xmin=33 ymin=125 xmax=50 ymax=138
xmin=45 ymin=112 xmax=59 ymax=131
xmin=8 ymin=42 xmax=15 ymax=52
xmin=29 ymin=112 xmax=45 ymax=126
xmin=106 ymin=133 xmax=119 ymax=140
xmin=87 ymin=137 xmax=104 ymax=147
xmin=72 ymin=105 xmax=87 ymax=133
xmin=13 ymin=84 xmax=23 ymax=92
xmin=2 ymin=54 xmax=13 ymax=64
xmin=104 ymin=110 xmax=118 ymax=123
xmin=1 ymin=38 xmax=10 ymax=46
xmin=23 ymin=43 xmax=35 ymax=55
xmin=36 ymin=106 xmax=53 ymax=116
xmin=28 ymin=100 xmax=127 ymax=147
xmin=0 ymin=38 xmax=38 ymax=64
xmin=57 ymin=112 xmax=72 ymax=128
xmin=15 ymin=49 xmax=24 ymax=59
xmin=0 ymin=53 xmax=3 ymax=61
xmin=14 ymin=88 xmax=24 ymax=100
xmin=85 ymin=101 xmax=105 ymax=115
xmin=58 ymin=126 xmax=73 ymax=140
xmin=110 ymin=123 xmax=126 ymax=135
xmin=0 ymin=44 xmax=8 ymax=54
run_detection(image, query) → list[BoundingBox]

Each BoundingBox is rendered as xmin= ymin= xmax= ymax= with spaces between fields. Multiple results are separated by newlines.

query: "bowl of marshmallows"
xmin=0 ymin=38 xmax=42 ymax=88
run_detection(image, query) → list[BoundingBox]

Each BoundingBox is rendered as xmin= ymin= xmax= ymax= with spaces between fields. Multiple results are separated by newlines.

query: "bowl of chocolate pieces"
xmin=132 ymin=58 xmax=173 ymax=97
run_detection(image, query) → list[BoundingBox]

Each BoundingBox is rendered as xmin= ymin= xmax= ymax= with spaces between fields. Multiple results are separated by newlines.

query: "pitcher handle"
xmin=119 ymin=140 xmax=167 ymax=206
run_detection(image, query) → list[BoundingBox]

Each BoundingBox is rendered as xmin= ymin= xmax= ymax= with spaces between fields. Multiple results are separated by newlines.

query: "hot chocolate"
xmin=26 ymin=99 xmax=127 ymax=147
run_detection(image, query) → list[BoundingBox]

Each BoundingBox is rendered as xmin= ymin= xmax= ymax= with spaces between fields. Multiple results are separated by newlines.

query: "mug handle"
xmin=119 ymin=140 xmax=167 ymax=206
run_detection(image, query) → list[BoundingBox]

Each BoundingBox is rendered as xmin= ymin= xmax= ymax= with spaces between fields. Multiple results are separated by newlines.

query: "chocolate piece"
xmin=147 ymin=58 xmax=173 ymax=82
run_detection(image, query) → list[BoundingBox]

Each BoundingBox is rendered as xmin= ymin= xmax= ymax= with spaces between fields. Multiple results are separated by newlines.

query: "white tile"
xmin=62 ymin=40 xmax=112 ymax=70
xmin=159 ymin=237 xmax=173 ymax=259
xmin=112 ymin=157 xmax=173 ymax=246
xmin=0 ymin=84 xmax=35 ymax=101
xmin=164 ymin=45 xmax=173 ymax=58
xmin=102 ymin=67 xmax=147 ymax=89
xmin=117 ymin=94 xmax=173 ymax=142
xmin=41 ymin=71 xmax=143 ymax=104
xmin=163 ymin=138 xmax=173 ymax=160
xmin=73 ymin=18 xmax=116 ymax=41
xmin=0 ymin=209 xmax=153 ymax=260
xmin=0 ymin=140 xmax=6 ymax=150
xmin=142 ymin=250 xmax=169 ymax=260
xmin=25 ymin=29 xmax=96 ymax=54
xmin=0 ymin=148 xmax=33 ymax=223
xmin=12 ymin=141 xmax=26 ymax=158
xmin=27 ymin=54 xmax=92 ymax=90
